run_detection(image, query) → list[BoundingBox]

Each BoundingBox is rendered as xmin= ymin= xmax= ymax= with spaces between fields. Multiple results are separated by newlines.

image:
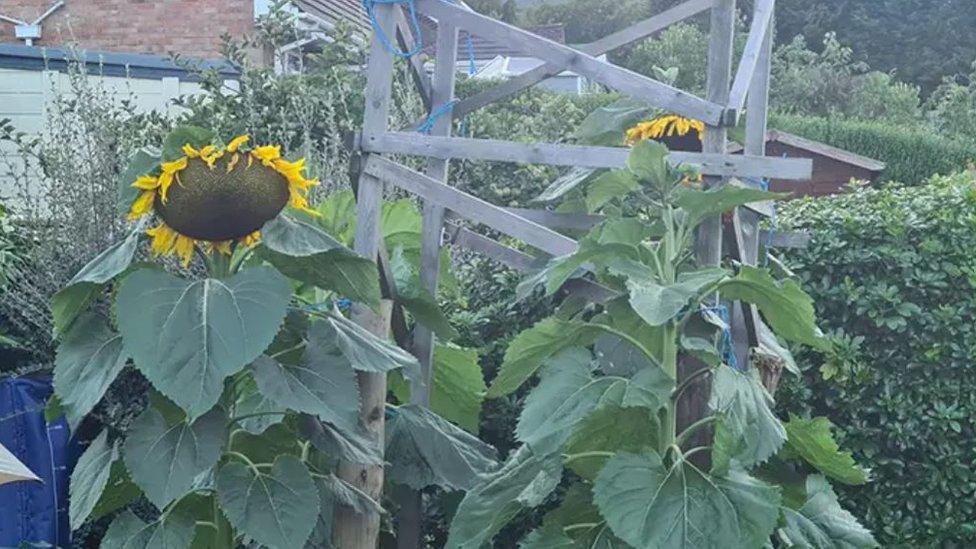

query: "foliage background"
xmin=776 ymin=173 xmax=976 ymax=545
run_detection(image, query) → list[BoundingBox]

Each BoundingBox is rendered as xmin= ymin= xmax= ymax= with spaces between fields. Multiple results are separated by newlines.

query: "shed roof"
xmin=728 ymin=129 xmax=886 ymax=172
xmin=293 ymin=0 xmax=566 ymax=61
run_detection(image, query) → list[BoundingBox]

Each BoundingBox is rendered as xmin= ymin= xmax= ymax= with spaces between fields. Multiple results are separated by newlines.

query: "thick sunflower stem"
xmin=209 ymin=251 xmax=232 ymax=278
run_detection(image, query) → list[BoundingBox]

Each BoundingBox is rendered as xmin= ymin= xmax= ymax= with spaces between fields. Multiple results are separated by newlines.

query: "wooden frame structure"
xmin=334 ymin=1 xmax=810 ymax=547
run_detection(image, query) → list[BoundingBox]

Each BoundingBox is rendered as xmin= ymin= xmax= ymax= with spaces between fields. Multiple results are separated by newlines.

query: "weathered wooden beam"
xmin=394 ymin=7 xmax=432 ymax=111
xmin=361 ymin=132 xmax=813 ymax=180
xmin=363 ymin=155 xmax=579 ymax=256
xmin=449 ymin=0 xmax=715 ymax=119
xmin=727 ymin=0 xmax=775 ymax=114
xmin=413 ymin=0 xmax=730 ymax=126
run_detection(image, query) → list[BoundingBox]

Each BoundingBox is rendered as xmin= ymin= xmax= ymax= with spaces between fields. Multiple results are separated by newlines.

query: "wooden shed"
xmin=729 ymin=129 xmax=886 ymax=197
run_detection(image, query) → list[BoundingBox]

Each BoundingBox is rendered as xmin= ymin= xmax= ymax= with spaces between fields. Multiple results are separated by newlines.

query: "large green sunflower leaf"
xmin=116 ymin=266 xmax=291 ymax=419
xmin=389 ymin=246 xmax=458 ymax=340
xmin=316 ymin=471 xmax=383 ymax=517
xmin=519 ymin=524 xmax=576 ymax=549
xmin=123 ymin=407 xmax=226 ymax=509
xmin=50 ymin=282 xmax=100 ymax=338
xmin=53 ymin=313 xmax=128 ymax=429
xmin=68 ymin=430 xmax=114 ymax=530
xmin=533 ymin=167 xmax=600 ymax=203
xmin=233 ymin=377 xmax=286 ymax=435
xmin=299 ymin=414 xmax=382 ymax=465
xmin=719 ymin=265 xmax=828 ymax=350
xmin=779 ymin=475 xmax=878 ymax=548
xmin=386 ymin=405 xmax=498 ymax=491
xmin=675 ymin=183 xmax=788 ymax=229
xmin=259 ymin=247 xmax=381 ymax=309
xmin=626 ymin=267 xmax=729 ymax=326
xmin=585 ymin=170 xmax=639 ymax=212
xmin=627 ymin=140 xmax=670 ymax=188
xmin=389 ymin=344 xmax=487 ymax=433
xmin=781 ymin=415 xmax=869 ymax=486
xmin=252 ymin=320 xmax=361 ymax=431
xmin=709 ymin=367 xmax=787 ymax=469
xmin=117 ymin=148 xmax=160 ymax=215
xmin=447 ymin=445 xmax=563 ymax=549
xmin=68 ymin=227 xmax=141 ymax=287
xmin=593 ymin=452 xmax=781 ymax=549
xmin=320 ymin=312 xmax=422 ymax=385
xmin=487 ymin=319 xmax=605 ymax=398
xmin=89 ymin=460 xmax=141 ymax=523
xmin=101 ymin=508 xmax=196 ymax=549
xmin=216 ymin=455 xmax=319 ymax=549
xmin=575 ymin=97 xmax=654 ymax=146
xmin=261 ymin=213 xmax=346 ymax=256
xmin=564 ymin=404 xmax=657 ymax=481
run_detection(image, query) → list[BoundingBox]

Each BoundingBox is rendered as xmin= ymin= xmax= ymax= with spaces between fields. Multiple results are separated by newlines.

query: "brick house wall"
xmin=0 ymin=0 xmax=254 ymax=59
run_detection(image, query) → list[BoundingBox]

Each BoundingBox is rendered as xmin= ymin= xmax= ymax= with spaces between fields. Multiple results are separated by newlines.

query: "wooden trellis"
xmin=334 ymin=0 xmax=811 ymax=547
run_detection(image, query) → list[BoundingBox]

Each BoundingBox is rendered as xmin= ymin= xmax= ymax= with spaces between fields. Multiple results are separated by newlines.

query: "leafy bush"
xmin=770 ymin=113 xmax=976 ymax=185
xmin=777 ymin=172 xmax=976 ymax=545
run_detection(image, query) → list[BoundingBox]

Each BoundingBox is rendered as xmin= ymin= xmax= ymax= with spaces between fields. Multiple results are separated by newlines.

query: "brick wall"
xmin=0 ymin=0 xmax=254 ymax=59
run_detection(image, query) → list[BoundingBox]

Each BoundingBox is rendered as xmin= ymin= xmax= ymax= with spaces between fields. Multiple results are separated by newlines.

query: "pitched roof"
xmin=728 ymin=129 xmax=886 ymax=172
xmin=293 ymin=0 xmax=566 ymax=61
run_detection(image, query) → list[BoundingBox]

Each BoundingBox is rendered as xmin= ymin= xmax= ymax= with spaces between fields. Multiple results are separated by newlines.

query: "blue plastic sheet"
xmin=0 ymin=377 xmax=75 ymax=548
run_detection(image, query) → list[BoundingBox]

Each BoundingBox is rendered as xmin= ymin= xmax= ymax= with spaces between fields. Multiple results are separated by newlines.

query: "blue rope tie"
xmin=362 ymin=0 xmax=424 ymax=58
xmin=466 ymin=34 xmax=477 ymax=75
xmin=702 ymin=304 xmax=740 ymax=371
xmin=417 ymin=99 xmax=458 ymax=134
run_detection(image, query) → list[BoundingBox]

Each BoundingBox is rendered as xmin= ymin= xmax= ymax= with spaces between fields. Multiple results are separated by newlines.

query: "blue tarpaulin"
xmin=0 ymin=377 xmax=76 ymax=548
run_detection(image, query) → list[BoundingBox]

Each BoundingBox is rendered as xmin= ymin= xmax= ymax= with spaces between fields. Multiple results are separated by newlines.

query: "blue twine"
xmin=336 ymin=298 xmax=353 ymax=312
xmin=465 ymin=34 xmax=477 ymax=75
xmin=417 ymin=99 xmax=459 ymax=134
xmin=702 ymin=304 xmax=740 ymax=371
xmin=362 ymin=0 xmax=424 ymax=58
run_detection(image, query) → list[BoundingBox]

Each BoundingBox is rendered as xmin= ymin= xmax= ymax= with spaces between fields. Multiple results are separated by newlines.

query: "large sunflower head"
xmin=626 ymin=114 xmax=705 ymax=152
xmin=127 ymin=134 xmax=317 ymax=265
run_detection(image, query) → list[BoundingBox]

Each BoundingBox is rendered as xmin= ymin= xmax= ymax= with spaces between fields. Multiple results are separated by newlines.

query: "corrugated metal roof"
xmin=293 ymin=0 xmax=566 ymax=60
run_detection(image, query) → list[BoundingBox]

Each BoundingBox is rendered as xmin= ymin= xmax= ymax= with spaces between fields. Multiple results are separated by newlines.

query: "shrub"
xmin=777 ymin=172 xmax=976 ymax=545
xmin=770 ymin=113 xmax=976 ymax=185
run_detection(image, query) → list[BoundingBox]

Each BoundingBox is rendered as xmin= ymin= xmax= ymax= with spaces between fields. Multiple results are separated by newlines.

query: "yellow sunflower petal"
xmin=182 ymin=144 xmax=200 ymax=158
xmin=173 ymin=234 xmax=195 ymax=267
xmin=252 ymin=145 xmax=281 ymax=166
xmin=227 ymin=153 xmax=240 ymax=173
xmin=227 ymin=135 xmax=250 ymax=153
xmin=146 ymin=223 xmax=178 ymax=256
xmin=132 ymin=175 xmax=160 ymax=190
xmin=158 ymin=172 xmax=175 ymax=203
xmin=239 ymin=231 xmax=261 ymax=248
xmin=128 ymin=190 xmax=156 ymax=220
xmin=161 ymin=157 xmax=188 ymax=174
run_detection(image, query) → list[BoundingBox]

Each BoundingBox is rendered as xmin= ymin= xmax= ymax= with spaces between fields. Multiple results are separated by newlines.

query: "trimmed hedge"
xmin=770 ymin=113 xmax=976 ymax=185
xmin=777 ymin=172 xmax=976 ymax=545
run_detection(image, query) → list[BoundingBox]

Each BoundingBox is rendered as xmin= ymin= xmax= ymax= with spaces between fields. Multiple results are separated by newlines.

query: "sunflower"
xmin=626 ymin=114 xmax=705 ymax=149
xmin=127 ymin=134 xmax=318 ymax=266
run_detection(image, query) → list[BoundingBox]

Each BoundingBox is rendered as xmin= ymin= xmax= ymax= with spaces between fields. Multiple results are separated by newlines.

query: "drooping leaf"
xmin=320 ymin=312 xmax=422 ymax=385
xmin=316 ymin=471 xmax=383 ymax=516
xmin=390 ymin=344 xmax=487 ymax=432
xmin=101 ymin=509 xmax=196 ymax=549
xmin=709 ymin=367 xmax=787 ymax=468
xmin=89 ymin=460 xmax=141 ymax=523
xmin=519 ymin=524 xmax=576 ymax=548
xmin=386 ymin=405 xmax=498 ymax=491
xmin=563 ymin=404 xmax=657 ymax=481
xmin=756 ymin=321 xmax=800 ymax=375
xmin=260 ymin=247 xmax=381 ymax=309
xmin=541 ymin=243 xmax=637 ymax=296
xmin=627 ymin=140 xmax=670 ymax=188
xmin=781 ymin=415 xmax=869 ymax=486
xmin=621 ymin=364 xmax=674 ymax=410
xmin=216 ymin=455 xmax=319 ymax=549
xmin=161 ymin=125 xmax=216 ymax=161
xmin=575 ymin=98 xmax=653 ymax=146
xmin=446 ymin=446 xmax=563 ymax=549
xmin=299 ymin=414 xmax=382 ymax=465
xmin=116 ymin=267 xmax=291 ymax=419
xmin=123 ymin=407 xmax=226 ymax=509
xmin=261 ymin=213 xmax=346 ymax=256
xmin=681 ymin=335 xmax=722 ymax=367
xmin=626 ymin=267 xmax=729 ymax=326
xmin=67 ymin=228 xmax=141 ymax=286
xmin=675 ymin=182 xmax=788 ymax=229
xmin=53 ymin=313 xmax=128 ymax=429
xmin=117 ymin=148 xmax=161 ymax=214
xmin=251 ymin=343 xmax=360 ymax=433
xmin=779 ymin=475 xmax=878 ymax=548
xmin=534 ymin=167 xmax=601 ymax=203
xmin=389 ymin=246 xmax=459 ymax=340
xmin=593 ymin=452 xmax=781 ymax=549
xmin=487 ymin=319 xmax=604 ymax=398
xmin=69 ymin=431 xmax=114 ymax=530
xmin=585 ymin=170 xmax=639 ymax=212
xmin=719 ymin=265 xmax=828 ymax=350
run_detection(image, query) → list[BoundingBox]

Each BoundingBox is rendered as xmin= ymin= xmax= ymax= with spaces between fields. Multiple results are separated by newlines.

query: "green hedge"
xmin=770 ymin=113 xmax=976 ymax=185
xmin=777 ymin=172 xmax=976 ymax=545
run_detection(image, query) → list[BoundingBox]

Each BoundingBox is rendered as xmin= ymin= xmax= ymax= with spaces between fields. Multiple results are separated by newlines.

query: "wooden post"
xmin=731 ymin=6 xmax=774 ymax=368
xmin=334 ymin=2 xmax=396 ymax=547
xmin=397 ymin=21 xmax=460 ymax=549
xmin=680 ymin=0 xmax=736 ymax=460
